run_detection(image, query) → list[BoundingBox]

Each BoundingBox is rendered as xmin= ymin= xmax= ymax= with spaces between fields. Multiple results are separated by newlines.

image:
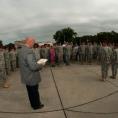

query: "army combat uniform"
xmin=0 ymin=49 xmax=7 ymax=84
xmin=111 ymin=48 xmax=118 ymax=79
xmin=100 ymin=46 xmax=112 ymax=81
xmin=4 ymin=49 xmax=11 ymax=75
xmin=9 ymin=50 xmax=17 ymax=71
xmin=33 ymin=48 xmax=41 ymax=61
xmin=63 ymin=45 xmax=70 ymax=65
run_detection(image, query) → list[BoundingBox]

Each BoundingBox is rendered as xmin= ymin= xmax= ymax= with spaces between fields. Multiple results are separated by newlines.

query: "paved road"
xmin=0 ymin=64 xmax=118 ymax=118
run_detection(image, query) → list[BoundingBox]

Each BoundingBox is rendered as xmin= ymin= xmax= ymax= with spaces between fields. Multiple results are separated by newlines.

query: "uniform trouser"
xmin=6 ymin=68 xmax=10 ymax=75
xmin=85 ymin=55 xmax=88 ymax=63
xmin=58 ymin=54 xmax=63 ymax=63
xmin=80 ymin=54 xmax=85 ymax=63
xmin=88 ymin=54 xmax=93 ymax=63
xmin=11 ymin=61 xmax=16 ymax=71
xmin=101 ymin=63 xmax=109 ymax=79
xmin=97 ymin=54 xmax=101 ymax=63
xmin=72 ymin=53 xmax=78 ymax=61
xmin=26 ymin=85 xmax=41 ymax=109
xmin=5 ymin=60 xmax=11 ymax=75
xmin=6 ymin=63 xmax=11 ymax=75
xmin=55 ymin=55 xmax=59 ymax=64
xmin=111 ymin=63 xmax=118 ymax=78
xmin=78 ymin=54 xmax=81 ymax=62
xmin=16 ymin=56 xmax=19 ymax=68
xmin=0 ymin=69 xmax=7 ymax=80
xmin=63 ymin=55 xmax=69 ymax=65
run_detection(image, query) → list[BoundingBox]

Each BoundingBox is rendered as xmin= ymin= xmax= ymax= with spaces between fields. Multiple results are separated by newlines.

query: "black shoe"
xmin=39 ymin=104 xmax=44 ymax=109
xmin=32 ymin=104 xmax=44 ymax=110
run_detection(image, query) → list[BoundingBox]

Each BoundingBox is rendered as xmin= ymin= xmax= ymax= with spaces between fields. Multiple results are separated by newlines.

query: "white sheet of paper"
xmin=37 ymin=59 xmax=48 ymax=64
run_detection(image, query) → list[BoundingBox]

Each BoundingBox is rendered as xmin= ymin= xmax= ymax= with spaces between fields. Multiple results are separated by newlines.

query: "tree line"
xmin=53 ymin=27 xmax=118 ymax=44
xmin=0 ymin=27 xmax=118 ymax=46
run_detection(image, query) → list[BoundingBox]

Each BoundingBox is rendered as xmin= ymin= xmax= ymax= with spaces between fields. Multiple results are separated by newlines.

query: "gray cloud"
xmin=0 ymin=0 xmax=118 ymax=44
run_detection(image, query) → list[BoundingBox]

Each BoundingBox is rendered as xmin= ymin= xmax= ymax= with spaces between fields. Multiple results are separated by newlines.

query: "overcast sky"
xmin=0 ymin=0 xmax=118 ymax=44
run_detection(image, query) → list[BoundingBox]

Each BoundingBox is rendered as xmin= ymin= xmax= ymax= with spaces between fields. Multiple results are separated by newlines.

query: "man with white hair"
xmin=18 ymin=37 xmax=44 ymax=110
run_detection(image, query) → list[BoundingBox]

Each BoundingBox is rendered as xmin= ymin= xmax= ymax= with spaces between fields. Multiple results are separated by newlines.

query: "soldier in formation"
xmin=0 ymin=40 xmax=117 ymax=88
xmin=100 ymin=42 xmax=112 ymax=81
xmin=110 ymin=44 xmax=118 ymax=79
xmin=0 ymin=46 xmax=9 ymax=88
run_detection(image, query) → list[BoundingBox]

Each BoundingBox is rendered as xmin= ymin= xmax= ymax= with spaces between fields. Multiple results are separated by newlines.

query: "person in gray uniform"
xmin=63 ymin=43 xmax=70 ymax=65
xmin=9 ymin=48 xmax=17 ymax=71
xmin=80 ymin=43 xmax=86 ymax=64
xmin=4 ymin=46 xmax=11 ymax=75
xmin=33 ymin=43 xmax=40 ymax=61
xmin=93 ymin=43 xmax=98 ymax=61
xmin=85 ymin=43 xmax=89 ymax=63
xmin=100 ymin=42 xmax=112 ymax=81
xmin=72 ymin=44 xmax=78 ymax=61
xmin=0 ymin=46 xmax=9 ymax=88
xmin=58 ymin=43 xmax=63 ymax=64
xmin=78 ymin=44 xmax=82 ymax=63
xmin=110 ymin=44 xmax=118 ymax=79
xmin=87 ymin=42 xmax=93 ymax=64
xmin=40 ymin=45 xmax=45 ymax=58
xmin=97 ymin=43 xmax=102 ymax=64
xmin=67 ymin=43 xmax=72 ymax=62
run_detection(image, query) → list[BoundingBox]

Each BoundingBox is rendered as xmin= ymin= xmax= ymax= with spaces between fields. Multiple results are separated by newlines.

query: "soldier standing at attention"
xmin=100 ymin=42 xmax=111 ymax=81
xmin=33 ymin=43 xmax=40 ymax=61
xmin=80 ymin=43 xmax=86 ymax=64
xmin=58 ymin=43 xmax=63 ymax=64
xmin=0 ymin=45 xmax=9 ymax=88
xmin=63 ymin=43 xmax=70 ymax=65
xmin=4 ymin=46 xmax=11 ymax=75
xmin=110 ymin=44 xmax=118 ymax=79
xmin=9 ymin=47 xmax=17 ymax=71
xmin=87 ymin=42 xmax=93 ymax=64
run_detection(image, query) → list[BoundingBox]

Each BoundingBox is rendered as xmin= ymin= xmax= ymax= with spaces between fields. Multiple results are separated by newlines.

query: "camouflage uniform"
xmin=111 ymin=48 xmax=118 ymax=79
xmin=33 ymin=48 xmax=40 ymax=61
xmin=40 ymin=47 xmax=45 ymax=58
xmin=0 ymin=49 xmax=7 ymax=82
xmin=4 ymin=49 xmax=11 ymax=75
xmin=58 ymin=45 xmax=63 ymax=63
xmin=88 ymin=44 xmax=93 ymax=63
xmin=55 ymin=45 xmax=60 ymax=65
xmin=77 ymin=45 xmax=82 ymax=62
xmin=44 ymin=47 xmax=49 ymax=60
xmin=9 ymin=50 xmax=17 ymax=71
xmin=63 ymin=45 xmax=70 ymax=65
xmin=101 ymin=46 xmax=111 ymax=81
xmin=97 ymin=44 xmax=102 ymax=64
xmin=85 ymin=44 xmax=89 ymax=63
xmin=80 ymin=44 xmax=86 ymax=64
xmin=67 ymin=44 xmax=72 ymax=61
xmin=72 ymin=45 xmax=78 ymax=61
xmin=93 ymin=43 xmax=98 ymax=61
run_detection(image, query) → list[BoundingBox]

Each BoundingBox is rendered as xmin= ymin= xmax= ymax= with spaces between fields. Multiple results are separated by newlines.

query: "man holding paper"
xmin=18 ymin=37 xmax=45 ymax=110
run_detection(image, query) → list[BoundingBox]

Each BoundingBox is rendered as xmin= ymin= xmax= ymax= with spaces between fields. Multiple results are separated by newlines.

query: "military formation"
xmin=33 ymin=42 xmax=118 ymax=81
xmin=0 ymin=45 xmax=17 ymax=88
xmin=0 ymin=42 xmax=118 ymax=87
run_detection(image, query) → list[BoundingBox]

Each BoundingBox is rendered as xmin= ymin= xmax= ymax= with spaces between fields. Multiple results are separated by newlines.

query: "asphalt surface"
xmin=0 ymin=63 xmax=118 ymax=118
